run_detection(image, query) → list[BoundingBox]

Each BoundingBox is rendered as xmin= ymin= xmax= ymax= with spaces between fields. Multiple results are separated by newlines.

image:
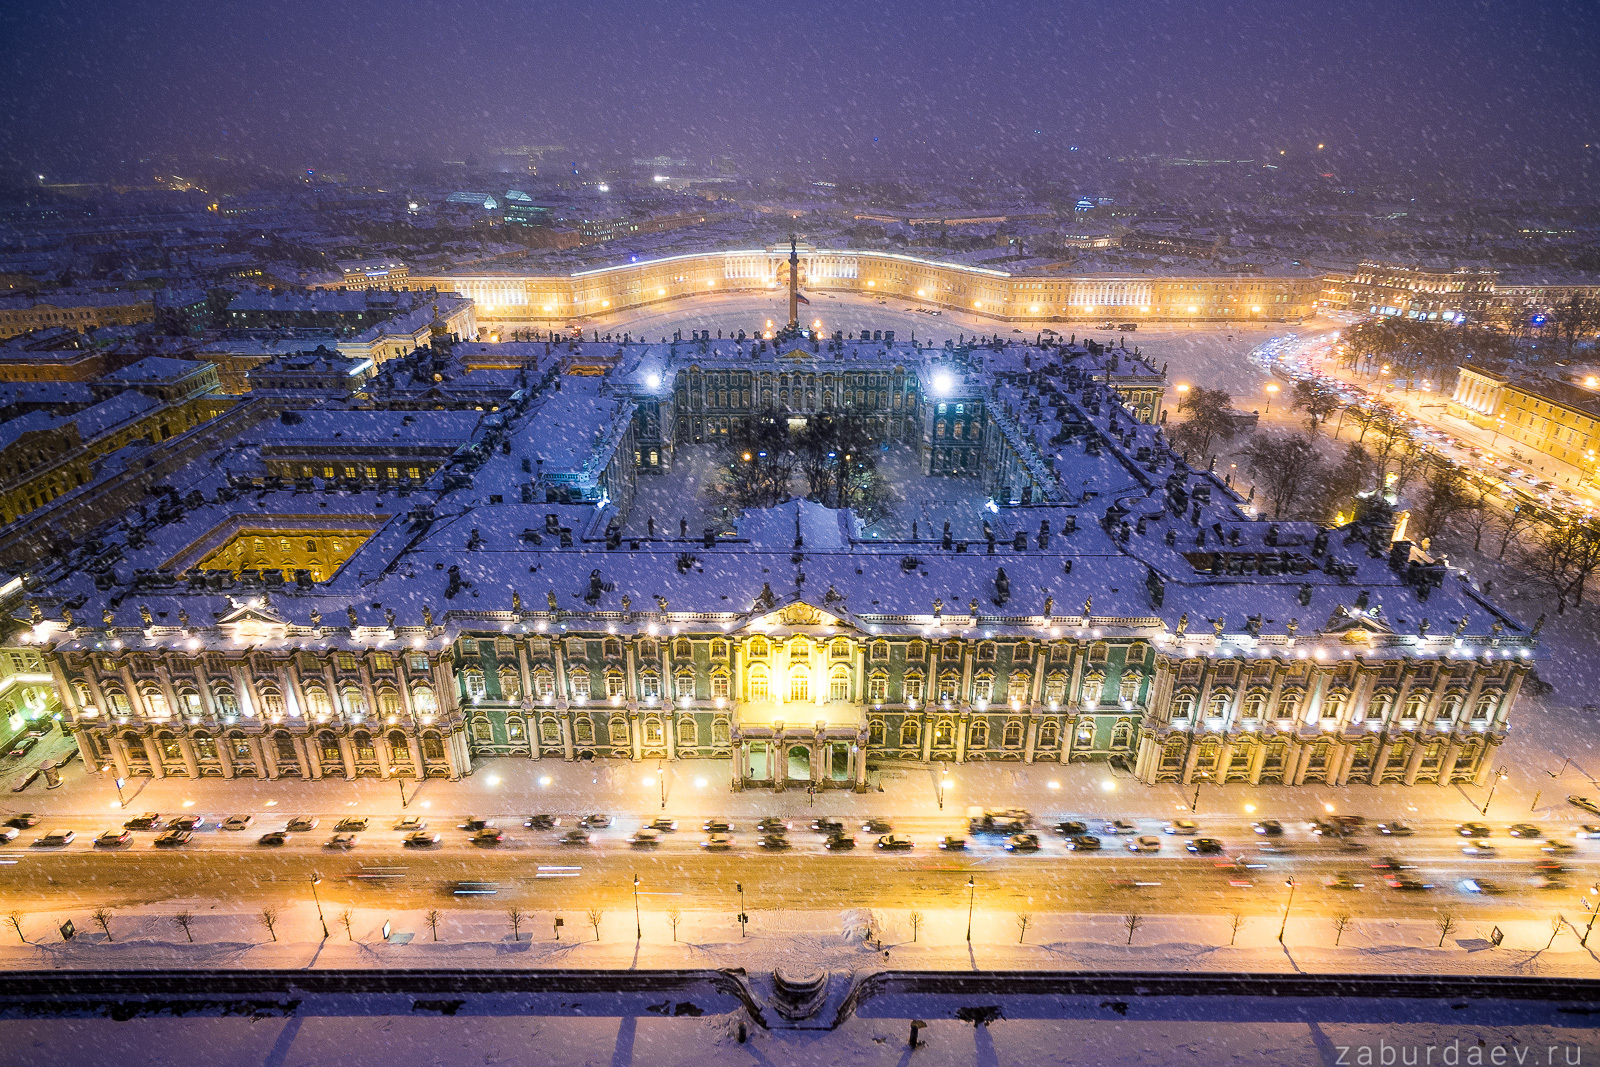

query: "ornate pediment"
xmin=217 ymin=597 xmax=289 ymax=643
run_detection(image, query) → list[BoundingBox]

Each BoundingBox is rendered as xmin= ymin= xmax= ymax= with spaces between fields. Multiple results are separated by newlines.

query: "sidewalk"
xmin=5 ymin=745 xmax=1592 ymax=831
xmin=2 ymin=900 xmax=1594 ymax=979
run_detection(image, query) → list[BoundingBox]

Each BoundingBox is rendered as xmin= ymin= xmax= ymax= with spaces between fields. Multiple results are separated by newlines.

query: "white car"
xmin=221 ymin=814 xmax=254 ymax=831
xmin=1127 ymin=835 xmax=1162 ymax=853
xmin=1164 ymin=819 xmax=1198 ymax=835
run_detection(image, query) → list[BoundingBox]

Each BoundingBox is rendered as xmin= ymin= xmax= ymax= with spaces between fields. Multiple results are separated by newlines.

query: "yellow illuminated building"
xmin=192 ymin=527 xmax=379 ymax=582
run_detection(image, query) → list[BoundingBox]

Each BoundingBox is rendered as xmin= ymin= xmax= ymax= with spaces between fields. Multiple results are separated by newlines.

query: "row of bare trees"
xmin=1337 ymin=319 xmax=1515 ymax=384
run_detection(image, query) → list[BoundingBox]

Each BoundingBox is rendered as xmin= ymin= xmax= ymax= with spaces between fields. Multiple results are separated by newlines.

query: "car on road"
xmin=1508 ymin=823 xmax=1543 ymax=838
xmin=876 ymin=834 xmax=914 ymax=851
xmin=630 ymin=829 xmax=663 ymax=847
xmin=1102 ymin=819 xmax=1137 ymax=835
xmin=1375 ymin=821 xmax=1414 ymax=836
xmin=1385 ymin=875 xmax=1431 ymax=891
xmin=1006 ymin=833 xmax=1042 ymax=852
xmin=1576 ymin=824 xmax=1600 ymax=840
xmin=1461 ymin=841 xmax=1497 ymax=857
xmin=404 ymin=831 xmax=441 ymax=847
xmin=1164 ymin=819 xmax=1198 ymax=835
xmin=1542 ymin=840 xmax=1576 ymax=855
xmin=123 ymin=813 xmax=163 ymax=831
xmin=334 ymin=817 xmax=367 ymax=833
xmin=824 ymin=834 xmax=856 ymax=850
xmin=559 ymin=830 xmax=590 ymax=845
xmin=1568 ymin=795 xmax=1600 ymax=816
xmin=1330 ymin=816 xmax=1366 ymax=832
xmin=6 ymin=813 xmax=40 ymax=828
xmin=646 ymin=818 xmax=678 ymax=832
xmin=471 ymin=828 xmax=505 ymax=846
xmin=1534 ymin=875 xmax=1569 ymax=891
xmin=1186 ymin=838 xmax=1223 ymax=855
xmin=1251 ymin=820 xmax=1283 ymax=836
xmin=257 ymin=831 xmax=289 ymax=847
xmin=458 ymin=817 xmax=491 ymax=832
xmin=524 ymin=814 xmax=559 ymax=830
xmin=1256 ymin=840 xmax=1292 ymax=854
xmin=1128 ymin=835 xmax=1162 ymax=853
xmin=938 ymin=835 xmax=967 ymax=851
xmin=0 ymin=827 xmax=17 ymax=843
xmin=756 ymin=818 xmax=789 ymax=834
xmin=221 ymin=814 xmax=254 ymax=831
xmin=701 ymin=818 xmax=735 ymax=834
xmin=326 ymin=833 xmax=358 ymax=850
xmin=1534 ymin=860 xmax=1573 ymax=874
xmin=286 ymin=817 xmax=318 ymax=832
xmin=1457 ymin=822 xmax=1490 ymax=837
xmin=452 ymin=881 xmax=498 ymax=896
xmin=1062 ymin=834 xmax=1100 ymax=852
xmin=812 ymin=818 xmax=845 ymax=835
xmin=1308 ymin=820 xmax=1344 ymax=837
xmin=169 ymin=815 xmax=204 ymax=832
xmin=862 ymin=818 xmax=893 ymax=834
xmin=580 ymin=814 xmax=612 ymax=828
xmin=94 ymin=830 xmax=131 ymax=847
xmin=7 ymin=736 xmax=38 ymax=758
xmin=394 ymin=817 xmax=427 ymax=831
xmin=1054 ymin=820 xmax=1089 ymax=836
xmin=1325 ymin=874 xmax=1364 ymax=890
xmin=154 ymin=829 xmax=191 ymax=847
xmin=757 ymin=834 xmax=790 ymax=850
xmin=1370 ymin=855 xmax=1415 ymax=870
xmin=1460 ymin=879 xmax=1505 ymax=894
xmin=702 ymin=833 xmax=735 ymax=851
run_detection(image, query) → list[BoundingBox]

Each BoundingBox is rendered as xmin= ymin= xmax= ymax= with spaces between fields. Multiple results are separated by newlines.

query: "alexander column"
xmin=787 ymin=234 xmax=799 ymax=330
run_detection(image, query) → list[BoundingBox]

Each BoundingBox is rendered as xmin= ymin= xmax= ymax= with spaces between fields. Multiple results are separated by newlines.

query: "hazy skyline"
xmin=2 ymin=0 xmax=1597 ymax=183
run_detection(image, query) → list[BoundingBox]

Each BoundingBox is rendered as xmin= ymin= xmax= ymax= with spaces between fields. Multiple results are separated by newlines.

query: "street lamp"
xmin=736 ymin=882 xmax=748 ymax=938
xmin=102 ymin=765 xmax=125 ymax=807
xmin=1481 ymin=766 xmax=1508 ymax=816
xmin=938 ymin=767 xmax=950 ymax=811
xmin=1264 ymin=383 xmax=1279 ymax=415
xmin=633 ymin=873 xmax=642 ymax=942
xmin=1582 ymin=885 xmax=1600 ymax=947
xmin=658 ymin=764 xmax=666 ymax=810
xmin=309 ymin=872 xmax=329 ymax=940
xmin=966 ymin=877 xmax=976 ymax=942
xmin=1191 ymin=773 xmax=1210 ymax=813
xmin=1278 ymin=879 xmax=1296 ymax=942
xmin=390 ymin=767 xmax=410 ymax=808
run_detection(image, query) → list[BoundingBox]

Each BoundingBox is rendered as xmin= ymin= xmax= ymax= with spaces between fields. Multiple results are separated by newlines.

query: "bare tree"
xmin=91 ymin=908 xmax=113 ymax=942
xmin=1167 ymin=387 xmax=1236 ymax=462
xmin=1015 ymin=913 xmax=1032 ymax=944
xmin=1228 ymin=912 xmax=1245 ymax=946
xmin=908 ymin=910 xmax=924 ymax=944
xmin=668 ymin=909 xmax=682 ymax=942
xmin=1519 ymin=515 xmax=1600 ymax=613
xmin=1123 ymin=914 xmax=1143 ymax=946
xmin=339 ymin=909 xmax=354 ymax=941
xmin=1321 ymin=441 xmax=1377 ymax=516
xmin=506 ymin=907 xmax=525 ymax=942
xmin=172 ymin=912 xmax=194 ymax=944
xmin=258 ymin=907 xmax=279 ymax=942
xmin=1332 ymin=914 xmax=1352 ymax=947
xmin=1435 ymin=913 xmax=1456 ymax=947
xmin=586 ymin=907 xmax=604 ymax=942
xmin=1460 ymin=484 xmax=1498 ymax=552
xmin=1239 ymin=433 xmax=1321 ymax=518
xmin=1412 ymin=463 xmax=1479 ymax=544
xmin=4 ymin=912 xmax=24 ymax=944
xmin=1546 ymin=915 xmax=1567 ymax=950
xmin=1291 ymin=380 xmax=1342 ymax=434
xmin=425 ymin=909 xmax=441 ymax=942
xmin=1491 ymin=503 xmax=1541 ymax=559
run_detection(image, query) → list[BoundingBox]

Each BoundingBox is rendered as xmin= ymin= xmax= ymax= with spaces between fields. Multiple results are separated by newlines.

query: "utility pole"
xmin=309 ymin=872 xmax=328 ymax=940
xmin=1278 ymin=879 xmax=1296 ymax=942
xmin=633 ymin=873 xmax=641 ymax=942
xmin=1481 ymin=766 xmax=1508 ymax=816
xmin=966 ymin=877 xmax=976 ymax=942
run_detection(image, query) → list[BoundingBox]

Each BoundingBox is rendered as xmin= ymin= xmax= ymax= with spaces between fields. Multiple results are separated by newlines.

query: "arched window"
xmin=605 ymin=669 xmax=626 ymax=698
xmin=829 ymin=666 xmax=850 ymax=702
xmin=1242 ymin=691 xmax=1267 ymax=719
xmin=123 ymin=730 xmax=148 ymax=761
xmin=506 ymin=717 xmax=526 ymax=743
xmin=636 ymin=639 xmax=657 ymax=661
xmin=608 ymin=717 xmax=629 ymax=745
xmin=351 ymin=731 xmax=375 ymax=761
xmin=574 ymin=716 xmax=595 ymax=745
xmin=1044 ymin=672 xmax=1067 ymax=705
xmin=318 ymin=731 xmax=340 ymax=762
xmin=540 ymin=717 xmax=560 ymax=744
xmin=870 ymin=640 xmax=889 ymax=662
xmin=1003 ymin=719 xmax=1024 ymax=748
xmin=1277 ymin=689 xmax=1302 ymax=720
xmin=1438 ymin=694 xmax=1462 ymax=721
xmin=903 ymin=672 xmax=924 ymax=703
xmin=941 ymin=639 xmax=963 ymax=660
xmin=677 ymin=717 xmax=698 ymax=747
xmin=972 ymin=673 xmax=994 ymax=703
xmin=789 ymin=667 xmax=810 ymax=703
xmin=710 ymin=669 xmax=730 ymax=699
xmin=1403 ymin=692 xmax=1429 ymax=719
xmin=1366 ymin=691 xmax=1393 ymax=721
xmin=463 ymin=670 xmax=486 ymax=700
xmin=643 ymin=718 xmax=663 ymax=745
xmin=789 ymin=638 xmax=810 ymax=662
xmin=969 ymin=719 xmax=989 ymax=748
xmin=411 ymin=686 xmax=437 ymax=716
xmin=867 ymin=671 xmax=888 ymax=703
xmin=422 ymin=732 xmax=445 ymax=760
xmin=748 ymin=636 xmax=770 ymax=659
xmin=1111 ymin=722 xmax=1133 ymax=749
xmin=1118 ymin=673 xmax=1141 ymax=704
xmin=571 ymin=670 xmax=592 ymax=701
xmin=1125 ymin=642 xmax=1147 ymax=665
xmin=1208 ymin=690 xmax=1232 ymax=718
xmin=376 ymin=688 xmax=400 ymax=720
xmin=1472 ymin=693 xmax=1496 ymax=720
xmin=907 ymin=640 xmax=926 ymax=662
xmin=341 ymin=687 xmax=367 ymax=719
xmin=142 ymin=687 xmax=170 ymax=719
xmin=1080 ymin=674 xmax=1103 ymax=707
xmin=158 ymin=731 xmax=182 ymax=761
xmin=1321 ymin=689 xmax=1348 ymax=720
xmin=499 ymin=668 xmax=522 ymax=703
xmin=193 ymin=732 xmax=218 ymax=761
xmin=274 ymin=731 xmax=297 ymax=761
xmin=212 ymin=687 xmax=238 ymax=717
xmin=748 ymin=665 xmax=769 ymax=700
xmin=1088 ymin=641 xmax=1109 ymax=663
xmin=1170 ymin=690 xmax=1196 ymax=718
xmin=640 ymin=670 xmax=661 ymax=699
xmin=938 ymin=670 xmax=960 ymax=702
xmin=1038 ymin=721 xmax=1059 ymax=748
xmin=1014 ymin=642 xmax=1033 ymax=663
xmin=977 ymin=641 xmax=997 ymax=662
xmin=302 ymin=686 xmax=332 ymax=719
xmin=673 ymin=638 xmax=693 ymax=659
xmin=177 ymin=688 xmax=202 ymax=718
xmin=900 ymin=718 xmax=920 ymax=748
xmin=709 ymin=639 xmax=728 ymax=660
xmin=712 ymin=719 xmax=730 ymax=746
xmin=471 ymin=718 xmax=492 ymax=743
xmin=388 ymin=730 xmax=410 ymax=762
xmin=674 ymin=669 xmax=695 ymax=700
xmin=831 ymin=637 xmax=850 ymax=659
xmin=1007 ymin=671 xmax=1031 ymax=704
xmin=1075 ymin=719 xmax=1094 ymax=746
xmin=603 ymin=638 xmax=623 ymax=659
xmin=868 ymin=718 xmax=885 ymax=746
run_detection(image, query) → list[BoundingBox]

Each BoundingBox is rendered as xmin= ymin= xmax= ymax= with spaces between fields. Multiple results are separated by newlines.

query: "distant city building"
xmin=0 ymin=291 xmax=155 ymax=340
xmin=1450 ymin=365 xmax=1600 ymax=481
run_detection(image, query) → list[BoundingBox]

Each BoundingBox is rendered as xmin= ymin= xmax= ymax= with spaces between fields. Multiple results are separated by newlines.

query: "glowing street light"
xmin=1277 ymin=879 xmax=1297 ymax=942
xmin=966 ymin=876 xmax=977 ymax=942
xmin=310 ymin=872 xmax=329 ymax=939
xmin=1265 ymin=383 xmax=1280 ymax=414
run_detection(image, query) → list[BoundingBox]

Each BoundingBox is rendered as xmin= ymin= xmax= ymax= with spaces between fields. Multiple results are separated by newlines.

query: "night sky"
xmin=1 ymin=0 xmax=1596 ymax=178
